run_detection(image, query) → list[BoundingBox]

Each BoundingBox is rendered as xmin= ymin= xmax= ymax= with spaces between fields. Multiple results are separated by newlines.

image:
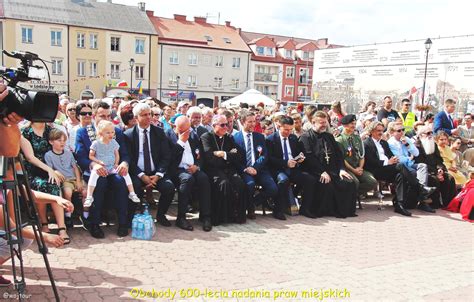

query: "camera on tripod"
xmin=0 ymin=50 xmax=58 ymax=122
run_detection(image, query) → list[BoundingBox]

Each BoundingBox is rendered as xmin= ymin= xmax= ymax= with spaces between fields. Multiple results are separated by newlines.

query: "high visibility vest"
xmin=399 ymin=112 xmax=416 ymax=131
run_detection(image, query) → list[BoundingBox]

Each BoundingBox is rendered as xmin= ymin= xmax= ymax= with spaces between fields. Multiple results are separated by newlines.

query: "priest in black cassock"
xmin=299 ymin=111 xmax=357 ymax=218
xmin=201 ymin=114 xmax=247 ymax=225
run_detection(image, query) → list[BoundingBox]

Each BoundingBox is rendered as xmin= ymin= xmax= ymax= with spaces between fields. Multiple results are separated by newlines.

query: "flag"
xmin=408 ymin=86 xmax=417 ymax=101
xmin=137 ymin=80 xmax=143 ymax=94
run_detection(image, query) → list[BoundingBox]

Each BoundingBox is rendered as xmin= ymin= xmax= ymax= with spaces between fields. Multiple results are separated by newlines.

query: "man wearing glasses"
xmin=398 ymin=99 xmax=417 ymax=132
xmin=387 ymin=122 xmax=435 ymax=213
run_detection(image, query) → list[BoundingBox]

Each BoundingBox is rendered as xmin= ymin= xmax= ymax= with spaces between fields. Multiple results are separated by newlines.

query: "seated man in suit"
xmin=433 ymin=99 xmax=459 ymax=136
xmin=266 ymin=116 xmax=317 ymax=218
xmin=234 ymin=110 xmax=280 ymax=219
xmin=165 ymin=116 xmax=212 ymax=232
xmin=364 ymin=121 xmax=436 ymax=216
xmin=75 ymin=101 xmax=130 ymax=238
xmin=187 ymin=106 xmax=209 ymax=138
xmin=123 ymin=103 xmax=176 ymax=227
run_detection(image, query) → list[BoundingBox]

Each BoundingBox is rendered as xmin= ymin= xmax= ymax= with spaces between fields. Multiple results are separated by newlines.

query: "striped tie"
xmin=246 ymin=133 xmax=253 ymax=167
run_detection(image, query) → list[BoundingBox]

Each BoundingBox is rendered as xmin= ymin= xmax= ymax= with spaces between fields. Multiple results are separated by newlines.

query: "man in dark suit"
xmin=187 ymin=106 xmax=209 ymax=138
xmin=434 ymin=99 xmax=459 ymax=136
xmin=123 ymin=103 xmax=176 ymax=227
xmin=165 ymin=116 xmax=212 ymax=231
xmin=233 ymin=110 xmax=280 ymax=219
xmin=75 ymin=101 xmax=130 ymax=238
xmin=363 ymin=121 xmax=435 ymax=216
xmin=266 ymin=116 xmax=317 ymax=218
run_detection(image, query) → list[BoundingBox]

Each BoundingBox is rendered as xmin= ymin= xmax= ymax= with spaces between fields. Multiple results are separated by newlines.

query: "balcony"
xmin=255 ymin=72 xmax=279 ymax=82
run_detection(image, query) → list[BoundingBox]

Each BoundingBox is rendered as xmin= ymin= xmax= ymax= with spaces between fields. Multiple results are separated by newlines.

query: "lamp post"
xmin=176 ymin=75 xmax=181 ymax=102
xmin=293 ymin=57 xmax=298 ymax=102
xmin=129 ymin=58 xmax=135 ymax=93
xmin=420 ymin=38 xmax=432 ymax=119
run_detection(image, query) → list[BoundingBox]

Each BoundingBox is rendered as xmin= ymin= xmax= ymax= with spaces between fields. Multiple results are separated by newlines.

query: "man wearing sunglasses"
xmin=387 ymin=122 xmax=435 ymax=213
xmin=398 ymin=98 xmax=417 ymax=132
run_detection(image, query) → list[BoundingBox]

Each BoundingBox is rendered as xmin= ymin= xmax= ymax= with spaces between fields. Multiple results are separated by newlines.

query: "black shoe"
xmin=273 ymin=211 xmax=287 ymax=220
xmin=419 ymin=186 xmax=437 ymax=201
xmin=117 ymin=224 xmax=129 ymax=237
xmin=156 ymin=214 xmax=172 ymax=227
xmin=89 ymin=224 xmax=105 ymax=239
xmin=65 ymin=216 xmax=74 ymax=229
xmin=176 ymin=217 xmax=193 ymax=231
xmin=394 ymin=203 xmax=412 ymax=216
xmin=79 ymin=214 xmax=91 ymax=231
xmin=247 ymin=206 xmax=256 ymax=220
xmin=202 ymin=218 xmax=212 ymax=232
xmin=417 ymin=203 xmax=436 ymax=213
xmin=299 ymin=209 xmax=317 ymax=219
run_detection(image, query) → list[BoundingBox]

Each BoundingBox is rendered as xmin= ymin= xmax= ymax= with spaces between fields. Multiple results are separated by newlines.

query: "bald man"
xmin=166 ymin=116 xmax=212 ymax=231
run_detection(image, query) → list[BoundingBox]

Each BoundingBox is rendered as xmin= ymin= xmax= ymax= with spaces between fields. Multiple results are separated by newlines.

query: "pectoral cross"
xmin=324 ymin=141 xmax=330 ymax=165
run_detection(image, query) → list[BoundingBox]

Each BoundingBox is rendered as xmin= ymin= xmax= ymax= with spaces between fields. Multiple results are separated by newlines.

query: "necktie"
xmin=283 ymin=138 xmax=289 ymax=161
xmin=448 ymin=114 xmax=453 ymax=127
xmin=246 ymin=133 xmax=253 ymax=167
xmin=143 ymin=129 xmax=152 ymax=174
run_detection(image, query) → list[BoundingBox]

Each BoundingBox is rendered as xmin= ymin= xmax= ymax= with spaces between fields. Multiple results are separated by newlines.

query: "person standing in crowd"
xmin=201 ymin=115 xmax=247 ymax=225
xmin=233 ymin=110 xmax=279 ymax=220
xmin=166 ymin=116 xmax=212 ymax=232
xmin=336 ymin=114 xmax=378 ymax=198
xmin=174 ymin=101 xmax=191 ymax=120
xmin=291 ymin=113 xmax=304 ymax=138
xmin=120 ymin=103 xmax=137 ymax=131
xmin=266 ymin=116 xmax=317 ymax=218
xmin=433 ymin=99 xmax=459 ymax=136
xmin=328 ymin=101 xmax=345 ymax=127
xmin=458 ymin=113 xmax=474 ymax=152
xmin=150 ymin=106 xmax=163 ymax=127
xmin=435 ymin=131 xmax=468 ymax=186
xmin=160 ymin=105 xmax=173 ymax=131
xmin=201 ymin=106 xmax=214 ymax=132
xmin=377 ymin=96 xmax=399 ymax=128
xmin=64 ymin=102 xmax=80 ymax=152
xmin=300 ymin=111 xmax=357 ymax=218
xmin=187 ymin=106 xmax=208 ymax=138
xmin=260 ymin=119 xmax=274 ymax=138
xmin=398 ymin=99 xmax=417 ymax=132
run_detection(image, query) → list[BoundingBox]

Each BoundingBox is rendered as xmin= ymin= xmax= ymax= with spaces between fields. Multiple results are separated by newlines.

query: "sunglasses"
xmin=395 ymin=129 xmax=404 ymax=133
xmin=218 ymin=123 xmax=229 ymax=128
xmin=153 ymin=113 xmax=160 ymax=117
xmin=79 ymin=112 xmax=93 ymax=116
xmin=404 ymin=103 xmax=411 ymax=106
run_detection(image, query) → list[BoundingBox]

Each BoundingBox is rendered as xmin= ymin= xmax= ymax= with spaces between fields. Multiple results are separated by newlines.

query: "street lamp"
xmin=129 ymin=58 xmax=135 ymax=92
xmin=293 ymin=57 xmax=298 ymax=102
xmin=176 ymin=75 xmax=181 ymax=102
xmin=420 ymin=38 xmax=432 ymax=119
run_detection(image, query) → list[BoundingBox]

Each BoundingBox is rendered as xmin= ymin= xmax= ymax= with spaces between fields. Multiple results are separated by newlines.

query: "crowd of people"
xmin=15 ymin=94 xmax=474 ymax=242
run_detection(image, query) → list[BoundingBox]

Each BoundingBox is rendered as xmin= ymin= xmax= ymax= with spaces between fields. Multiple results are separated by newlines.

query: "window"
xmin=77 ymin=61 xmax=86 ymax=77
xmin=90 ymin=62 xmax=98 ymax=77
xmin=214 ymin=77 xmax=223 ymax=89
xmin=90 ymin=34 xmax=98 ymax=49
xmin=303 ymin=51 xmax=309 ymax=60
xmin=204 ymin=35 xmax=213 ymax=42
xmin=110 ymin=63 xmax=120 ymax=79
xmin=111 ymin=37 xmax=120 ymax=52
xmin=169 ymin=52 xmax=179 ymax=64
xmin=285 ymin=85 xmax=294 ymax=97
xmin=299 ymin=68 xmax=308 ymax=84
xmin=231 ymin=78 xmax=240 ymax=90
xmin=298 ymin=86 xmax=308 ymax=97
xmin=285 ymin=49 xmax=293 ymax=59
xmin=232 ymin=57 xmax=241 ymax=68
xmin=223 ymin=37 xmax=231 ymax=44
xmin=265 ymin=47 xmax=274 ymax=56
xmin=256 ymin=46 xmax=264 ymax=55
xmin=77 ymin=33 xmax=85 ymax=48
xmin=168 ymin=75 xmax=179 ymax=85
xmin=135 ymin=39 xmax=145 ymax=54
xmin=51 ymin=30 xmax=61 ymax=46
xmin=135 ymin=65 xmax=144 ymax=79
xmin=215 ymin=55 xmax=223 ymax=67
xmin=187 ymin=75 xmax=197 ymax=87
xmin=286 ymin=66 xmax=295 ymax=78
xmin=21 ymin=27 xmax=33 ymax=43
xmin=188 ymin=53 xmax=198 ymax=65
xmin=51 ymin=59 xmax=63 ymax=75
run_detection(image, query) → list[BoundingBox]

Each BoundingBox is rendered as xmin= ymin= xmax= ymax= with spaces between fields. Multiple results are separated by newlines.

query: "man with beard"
xmin=299 ymin=111 xmax=357 ymax=218
xmin=387 ymin=122 xmax=435 ymax=213
xmin=415 ymin=126 xmax=457 ymax=208
xmin=364 ymin=121 xmax=436 ymax=216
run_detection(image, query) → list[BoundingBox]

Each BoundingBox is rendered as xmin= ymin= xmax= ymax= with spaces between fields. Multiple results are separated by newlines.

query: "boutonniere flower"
xmin=257 ymin=145 xmax=263 ymax=156
xmin=195 ymin=148 xmax=200 ymax=159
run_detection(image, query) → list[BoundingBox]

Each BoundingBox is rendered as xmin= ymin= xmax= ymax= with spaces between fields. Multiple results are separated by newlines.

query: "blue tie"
xmin=246 ymin=133 xmax=253 ymax=167
xmin=283 ymin=138 xmax=289 ymax=161
xmin=448 ymin=114 xmax=453 ymax=127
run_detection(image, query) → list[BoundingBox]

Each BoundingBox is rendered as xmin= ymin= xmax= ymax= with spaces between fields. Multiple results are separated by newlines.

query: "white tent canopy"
xmin=221 ymin=89 xmax=276 ymax=108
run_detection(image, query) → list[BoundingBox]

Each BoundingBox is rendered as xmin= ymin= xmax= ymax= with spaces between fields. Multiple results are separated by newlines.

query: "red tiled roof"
xmin=148 ymin=13 xmax=251 ymax=52
xmin=241 ymin=31 xmax=320 ymax=48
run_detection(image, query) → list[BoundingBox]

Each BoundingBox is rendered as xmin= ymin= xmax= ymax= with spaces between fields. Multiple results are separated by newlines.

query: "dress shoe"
xmin=117 ymin=224 xmax=129 ymax=237
xmin=202 ymin=218 xmax=212 ymax=232
xmin=247 ymin=207 xmax=256 ymax=220
xmin=176 ymin=217 xmax=193 ymax=231
xmin=79 ymin=214 xmax=91 ymax=231
xmin=299 ymin=209 xmax=317 ymax=219
xmin=156 ymin=214 xmax=172 ymax=227
xmin=419 ymin=186 xmax=437 ymax=201
xmin=89 ymin=224 xmax=105 ymax=239
xmin=417 ymin=203 xmax=436 ymax=213
xmin=394 ymin=203 xmax=412 ymax=216
xmin=273 ymin=211 xmax=287 ymax=220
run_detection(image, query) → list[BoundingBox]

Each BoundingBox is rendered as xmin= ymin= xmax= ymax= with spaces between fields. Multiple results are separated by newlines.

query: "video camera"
xmin=0 ymin=50 xmax=58 ymax=122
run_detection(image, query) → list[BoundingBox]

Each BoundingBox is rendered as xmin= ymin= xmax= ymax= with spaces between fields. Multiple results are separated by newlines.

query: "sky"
xmin=109 ymin=0 xmax=472 ymax=46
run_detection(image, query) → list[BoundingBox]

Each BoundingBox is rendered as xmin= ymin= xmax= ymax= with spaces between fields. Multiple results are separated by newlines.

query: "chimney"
xmin=225 ymin=21 xmax=231 ymax=27
xmin=146 ymin=10 xmax=154 ymax=17
xmin=174 ymin=14 xmax=187 ymax=21
xmin=138 ymin=2 xmax=145 ymax=11
xmin=194 ymin=16 xmax=207 ymax=23
xmin=317 ymin=38 xmax=328 ymax=46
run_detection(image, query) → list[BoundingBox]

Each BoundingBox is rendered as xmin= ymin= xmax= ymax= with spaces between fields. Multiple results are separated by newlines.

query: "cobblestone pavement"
xmin=0 ymin=198 xmax=472 ymax=302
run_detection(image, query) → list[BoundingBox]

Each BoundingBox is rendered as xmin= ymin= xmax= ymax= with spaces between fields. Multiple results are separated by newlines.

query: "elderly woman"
xmin=64 ymin=102 xmax=80 ymax=152
xmin=435 ymin=132 xmax=468 ymax=186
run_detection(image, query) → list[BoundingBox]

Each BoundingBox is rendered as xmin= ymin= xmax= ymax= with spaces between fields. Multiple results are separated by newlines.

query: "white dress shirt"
xmin=242 ymin=130 xmax=255 ymax=166
xmin=279 ymin=132 xmax=294 ymax=160
xmin=137 ymin=125 xmax=160 ymax=178
xmin=372 ymin=137 xmax=389 ymax=166
xmin=177 ymin=139 xmax=194 ymax=169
